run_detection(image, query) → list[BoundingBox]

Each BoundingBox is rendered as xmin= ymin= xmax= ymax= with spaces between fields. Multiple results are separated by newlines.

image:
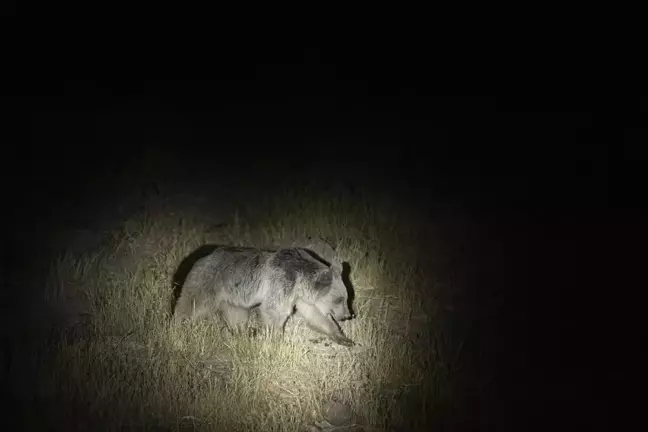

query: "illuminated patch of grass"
xmin=11 ymin=187 xmax=459 ymax=431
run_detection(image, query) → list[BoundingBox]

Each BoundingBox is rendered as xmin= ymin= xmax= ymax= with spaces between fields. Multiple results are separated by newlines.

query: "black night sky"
xmin=2 ymin=62 xmax=638 ymax=430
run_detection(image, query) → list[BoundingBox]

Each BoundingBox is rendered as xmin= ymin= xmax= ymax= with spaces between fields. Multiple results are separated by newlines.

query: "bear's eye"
xmin=333 ymin=297 xmax=344 ymax=304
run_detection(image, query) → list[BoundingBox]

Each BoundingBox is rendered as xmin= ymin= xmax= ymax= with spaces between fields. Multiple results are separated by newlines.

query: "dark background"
xmin=2 ymin=59 xmax=640 ymax=429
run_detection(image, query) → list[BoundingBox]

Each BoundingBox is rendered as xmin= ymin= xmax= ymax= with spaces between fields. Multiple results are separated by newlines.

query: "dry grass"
xmin=10 ymin=187 xmax=461 ymax=431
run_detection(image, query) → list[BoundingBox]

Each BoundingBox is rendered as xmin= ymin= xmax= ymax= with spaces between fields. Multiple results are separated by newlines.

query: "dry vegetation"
xmin=9 ymin=185 xmax=463 ymax=431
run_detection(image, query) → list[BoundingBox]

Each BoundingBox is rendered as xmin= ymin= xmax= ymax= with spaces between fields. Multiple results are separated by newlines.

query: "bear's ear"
xmin=303 ymin=237 xmax=337 ymax=263
xmin=314 ymin=269 xmax=333 ymax=292
xmin=331 ymin=258 xmax=343 ymax=275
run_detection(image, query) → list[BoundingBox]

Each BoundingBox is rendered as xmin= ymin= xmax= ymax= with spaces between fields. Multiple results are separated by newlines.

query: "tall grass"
xmin=9 ymin=185 xmax=460 ymax=431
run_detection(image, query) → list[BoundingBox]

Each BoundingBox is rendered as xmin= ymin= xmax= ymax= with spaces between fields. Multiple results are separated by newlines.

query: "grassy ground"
xmin=7 ymin=183 xmax=465 ymax=431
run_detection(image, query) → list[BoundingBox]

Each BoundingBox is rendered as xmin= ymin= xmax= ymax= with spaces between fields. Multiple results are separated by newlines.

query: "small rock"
xmin=322 ymin=400 xmax=352 ymax=426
